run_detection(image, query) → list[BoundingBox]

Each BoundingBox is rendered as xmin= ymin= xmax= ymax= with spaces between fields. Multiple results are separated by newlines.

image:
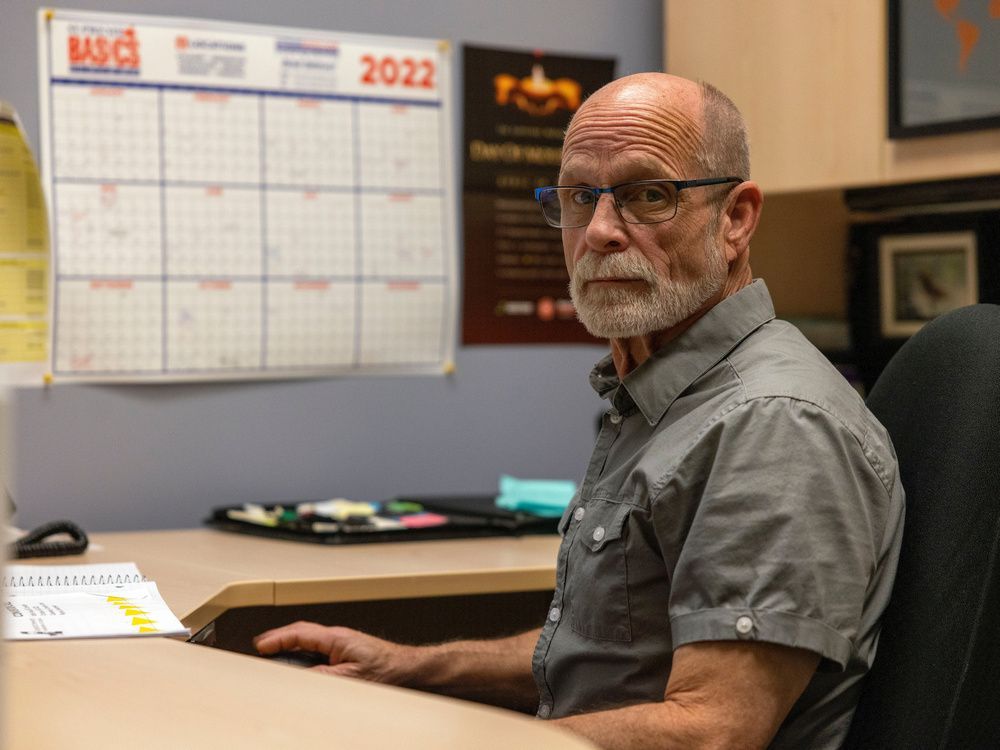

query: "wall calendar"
xmin=38 ymin=8 xmax=457 ymax=381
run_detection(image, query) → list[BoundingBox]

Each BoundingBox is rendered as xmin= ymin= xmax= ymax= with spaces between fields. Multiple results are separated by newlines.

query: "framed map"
xmin=889 ymin=0 xmax=1000 ymax=137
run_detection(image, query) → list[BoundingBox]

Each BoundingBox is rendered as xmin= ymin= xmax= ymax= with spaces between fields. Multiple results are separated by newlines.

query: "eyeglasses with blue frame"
xmin=533 ymin=177 xmax=743 ymax=228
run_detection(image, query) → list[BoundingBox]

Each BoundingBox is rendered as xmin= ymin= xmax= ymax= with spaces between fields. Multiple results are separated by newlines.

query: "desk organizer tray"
xmin=206 ymin=495 xmax=559 ymax=545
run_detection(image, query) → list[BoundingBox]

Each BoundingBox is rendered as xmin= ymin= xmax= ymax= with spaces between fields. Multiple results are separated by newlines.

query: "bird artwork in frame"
xmin=878 ymin=230 xmax=979 ymax=337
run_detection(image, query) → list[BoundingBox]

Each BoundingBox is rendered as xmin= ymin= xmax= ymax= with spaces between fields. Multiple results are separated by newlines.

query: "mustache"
xmin=571 ymin=252 xmax=659 ymax=286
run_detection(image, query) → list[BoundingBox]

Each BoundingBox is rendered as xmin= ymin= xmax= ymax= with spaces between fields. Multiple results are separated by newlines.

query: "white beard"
xmin=569 ymin=234 xmax=727 ymax=339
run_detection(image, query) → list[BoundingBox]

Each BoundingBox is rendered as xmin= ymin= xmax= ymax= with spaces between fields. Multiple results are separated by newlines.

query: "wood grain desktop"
xmin=4 ymin=529 xmax=593 ymax=750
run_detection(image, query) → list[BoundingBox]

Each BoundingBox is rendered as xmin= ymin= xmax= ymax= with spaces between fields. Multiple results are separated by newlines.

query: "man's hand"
xmin=253 ymin=622 xmax=542 ymax=712
xmin=254 ymin=622 xmax=416 ymax=684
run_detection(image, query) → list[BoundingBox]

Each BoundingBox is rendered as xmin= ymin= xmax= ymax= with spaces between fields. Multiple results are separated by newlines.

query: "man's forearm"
xmin=555 ymin=699 xmax=754 ymax=750
xmin=553 ymin=641 xmax=820 ymax=750
xmin=405 ymin=628 xmax=541 ymax=712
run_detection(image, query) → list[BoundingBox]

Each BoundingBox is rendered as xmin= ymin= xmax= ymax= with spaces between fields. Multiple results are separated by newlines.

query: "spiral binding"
xmin=1 ymin=572 xmax=147 ymax=588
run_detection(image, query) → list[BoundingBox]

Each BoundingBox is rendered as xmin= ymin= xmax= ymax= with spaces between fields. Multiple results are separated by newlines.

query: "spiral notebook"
xmin=3 ymin=562 xmax=189 ymax=640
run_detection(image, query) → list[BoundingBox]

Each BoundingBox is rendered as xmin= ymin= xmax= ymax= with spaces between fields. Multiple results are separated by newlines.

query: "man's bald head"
xmin=564 ymin=73 xmax=749 ymax=182
xmin=580 ymin=72 xmax=703 ymax=111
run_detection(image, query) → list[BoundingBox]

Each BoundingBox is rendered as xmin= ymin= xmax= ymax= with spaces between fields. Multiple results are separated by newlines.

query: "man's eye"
xmin=569 ymin=190 xmax=595 ymax=205
xmin=624 ymin=187 xmax=668 ymax=203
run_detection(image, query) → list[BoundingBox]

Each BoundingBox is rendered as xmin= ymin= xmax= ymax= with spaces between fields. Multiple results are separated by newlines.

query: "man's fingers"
xmin=254 ymin=627 xmax=409 ymax=685
xmin=312 ymin=663 xmax=360 ymax=678
xmin=253 ymin=621 xmax=342 ymax=656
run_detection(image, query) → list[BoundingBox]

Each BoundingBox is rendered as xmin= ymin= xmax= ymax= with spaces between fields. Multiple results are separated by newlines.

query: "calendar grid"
xmin=158 ymin=88 xmax=168 ymax=372
xmin=436 ymin=102 xmax=451 ymax=358
xmin=50 ymin=78 xmax=442 ymax=111
xmin=258 ymin=94 xmax=269 ymax=369
xmin=352 ymin=100 xmax=364 ymax=368
xmin=56 ymin=274 xmax=448 ymax=283
xmin=53 ymin=177 xmax=444 ymax=198
xmin=42 ymin=13 xmax=456 ymax=380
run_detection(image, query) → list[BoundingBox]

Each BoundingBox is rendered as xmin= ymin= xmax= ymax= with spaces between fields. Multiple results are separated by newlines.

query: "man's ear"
xmin=721 ymin=181 xmax=763 ymax=262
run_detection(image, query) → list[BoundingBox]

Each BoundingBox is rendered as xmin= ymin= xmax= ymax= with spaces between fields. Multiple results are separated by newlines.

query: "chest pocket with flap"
xmin=563 ymin=499 xmax=632 ymax=642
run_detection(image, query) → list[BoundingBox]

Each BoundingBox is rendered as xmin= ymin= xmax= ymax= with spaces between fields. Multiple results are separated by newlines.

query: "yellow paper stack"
xmin=0 ymin=102 xmax=49 ymax=366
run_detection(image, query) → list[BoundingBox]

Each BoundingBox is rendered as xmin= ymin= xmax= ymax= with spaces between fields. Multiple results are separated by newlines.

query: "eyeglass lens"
xmin=538 ymin=182 xmax=679 ymax=228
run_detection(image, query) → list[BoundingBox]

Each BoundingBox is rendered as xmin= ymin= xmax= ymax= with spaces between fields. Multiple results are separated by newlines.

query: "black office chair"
xmin=844 ymin=304 xmax=1000 ymax=749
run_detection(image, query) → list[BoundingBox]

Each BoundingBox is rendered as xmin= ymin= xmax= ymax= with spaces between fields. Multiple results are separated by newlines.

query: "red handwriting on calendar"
xmin=68 ymin=27 xmax=141 ymax=71
xmin=90 ymin=280 xmax=133 ymax=290
xmin=359 ymin=55 xmax=435 ymax=89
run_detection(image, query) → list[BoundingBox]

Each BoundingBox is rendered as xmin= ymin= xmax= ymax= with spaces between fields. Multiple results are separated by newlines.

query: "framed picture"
xmin=878 ymin=231 xmax=978 ymax=337
xmin=889 ymin=0 xmax=1000 ymax=138
xmin=848 ymin=209 xmax=1000 ymax=392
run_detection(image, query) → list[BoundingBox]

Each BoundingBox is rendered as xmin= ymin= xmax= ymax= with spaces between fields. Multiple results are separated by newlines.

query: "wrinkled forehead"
xmin=560 ymin=86 xmax=703 ymax=182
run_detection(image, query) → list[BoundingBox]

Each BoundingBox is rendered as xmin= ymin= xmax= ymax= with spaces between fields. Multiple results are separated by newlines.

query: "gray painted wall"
xmin=0 ymin=0 xmax=663 ymax=531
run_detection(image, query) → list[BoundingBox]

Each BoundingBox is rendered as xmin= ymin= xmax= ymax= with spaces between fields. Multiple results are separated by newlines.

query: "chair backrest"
xmin=844 ymin=304 xmax=1000 ymax=749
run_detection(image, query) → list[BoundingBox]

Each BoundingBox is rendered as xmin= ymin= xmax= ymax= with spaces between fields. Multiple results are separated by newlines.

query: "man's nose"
xmin=584 ymin=193 xmax=628 ymax=252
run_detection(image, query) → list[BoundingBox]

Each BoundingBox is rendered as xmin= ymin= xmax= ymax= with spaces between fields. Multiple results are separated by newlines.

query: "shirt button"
xmin=538 ymin=703 xmax=552 ymax=719
xmin=608 ymin=410 xmax=622 ymax=424
xmin=573 ymin=507 xmax=585 ymax=522
xmin=592 ymin=526 xmax=605 ymax=542
xmin=548 ymin=607 xmax=561 ymax=623
xmin=735 ymin=616 xmax=754 ymax=635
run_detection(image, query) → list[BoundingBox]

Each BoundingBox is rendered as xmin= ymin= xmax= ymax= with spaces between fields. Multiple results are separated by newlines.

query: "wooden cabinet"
xmin=665 ymin=0 xmax=1000 ymax=194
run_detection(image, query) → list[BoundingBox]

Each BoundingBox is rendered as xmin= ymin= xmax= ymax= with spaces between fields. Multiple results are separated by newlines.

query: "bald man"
xmin=256 ymin=74 xmax=904 ymax=749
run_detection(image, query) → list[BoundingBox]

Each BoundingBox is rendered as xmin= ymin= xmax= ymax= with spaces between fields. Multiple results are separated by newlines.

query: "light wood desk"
xmin=6 ymin=529 xmax=594 ymax=749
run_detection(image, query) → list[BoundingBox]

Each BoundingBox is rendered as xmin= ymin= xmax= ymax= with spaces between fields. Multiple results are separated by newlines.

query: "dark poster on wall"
xmin=461 ymin=45 xmax=615 ymax=344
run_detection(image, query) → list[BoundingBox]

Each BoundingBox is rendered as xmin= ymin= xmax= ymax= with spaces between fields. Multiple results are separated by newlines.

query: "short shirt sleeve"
xmin=655 ymin=396 xmax=891 ymax=670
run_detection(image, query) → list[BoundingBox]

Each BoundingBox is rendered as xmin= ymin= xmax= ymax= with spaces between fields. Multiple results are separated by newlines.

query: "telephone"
xmin=5 ymin=490 xmax=89 ymax=559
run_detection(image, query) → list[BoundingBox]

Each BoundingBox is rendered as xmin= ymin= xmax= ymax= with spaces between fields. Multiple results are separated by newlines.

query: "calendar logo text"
xmin=68 ymin=27 xmax=141 ymax=73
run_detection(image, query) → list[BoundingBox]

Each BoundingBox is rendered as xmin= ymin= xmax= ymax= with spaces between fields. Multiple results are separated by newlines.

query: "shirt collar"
xmin=588 ymin=280 xmax=776 ymax=425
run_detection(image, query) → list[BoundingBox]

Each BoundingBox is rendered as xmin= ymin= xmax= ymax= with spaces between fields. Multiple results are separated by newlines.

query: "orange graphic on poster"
xmin=493 ymin=63 xmax=582 ymax=117
xmin=536 ymin=296 xmax=555 ymax=321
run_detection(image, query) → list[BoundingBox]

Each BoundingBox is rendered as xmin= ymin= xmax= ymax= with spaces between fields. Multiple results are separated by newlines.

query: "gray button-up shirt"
xmin=532 ymin=281 xmax=905 ymax=749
